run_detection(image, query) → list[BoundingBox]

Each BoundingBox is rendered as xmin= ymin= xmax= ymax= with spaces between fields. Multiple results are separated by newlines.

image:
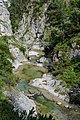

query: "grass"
xmin=15 ymin=63 xmax=47 ymax=81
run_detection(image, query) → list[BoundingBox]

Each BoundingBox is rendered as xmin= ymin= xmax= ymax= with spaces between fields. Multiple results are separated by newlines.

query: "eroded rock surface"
xmin=4 ymin=90 xmax=37 ymax=116
xmin=0 ymin=0 xmax=12 ymax=36
xmin=32 ymin=74 xmax=69 ymax=102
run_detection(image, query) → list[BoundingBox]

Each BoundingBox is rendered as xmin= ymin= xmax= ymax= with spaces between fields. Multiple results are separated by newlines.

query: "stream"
xmin=18 ymin=81 xmax=80 ymax=120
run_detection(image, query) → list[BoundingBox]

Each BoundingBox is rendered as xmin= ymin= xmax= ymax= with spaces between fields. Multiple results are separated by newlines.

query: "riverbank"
xmin=31 ymin=74 xmax=69 ymax=101
xmin=37 ymin=87 xmax=80 ymax=111
xmin=18 ymin=80 xmax=80 ymax=120
xmin=30 ymin=73 xmax=80 ymax=111
xmin=14 ymin=62 xmax=80 ymax=119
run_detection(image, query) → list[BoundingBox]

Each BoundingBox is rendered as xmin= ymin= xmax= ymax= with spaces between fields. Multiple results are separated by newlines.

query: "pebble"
xmin=57 ymin=102 xmax=62 ymax=105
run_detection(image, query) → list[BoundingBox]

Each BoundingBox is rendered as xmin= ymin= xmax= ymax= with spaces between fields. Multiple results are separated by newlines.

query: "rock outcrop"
xmin=32 ymin=73 xmax=69 ymax=102
xmin=2 ymin=1 xmax=50 ymax=69
xmin=4 ymin=90 xmax=36 ymax=116
xmin=0 ymin=0 xmax=12 ymax=36
xmin=9 ymin=44 xmax=28 ymax=70
xmin=14 ymin=1 xmax=49 ymax=64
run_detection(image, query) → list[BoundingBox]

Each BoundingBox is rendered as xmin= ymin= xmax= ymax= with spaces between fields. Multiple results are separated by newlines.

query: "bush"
xmin=19 ymin=46 xmax=26 ymax=55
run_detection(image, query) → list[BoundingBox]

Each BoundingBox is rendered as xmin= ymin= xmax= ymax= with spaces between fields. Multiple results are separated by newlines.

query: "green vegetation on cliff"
xmin=8 ymin=0 xmax=80 ymax=88
xmin=0 ymin=99 xmax=21 ymax=120
xmin=8 ymin=0 xmax=28 ymax=33
xmin=0 ymin=36 xmax=20 ymax=120
xmin=44 ymin=0 xmax=80 ymax=87
xmin=0 ymin=36 xmax=16 ymax=89
xmin=8 ymin=0 xmax=49 ymax=33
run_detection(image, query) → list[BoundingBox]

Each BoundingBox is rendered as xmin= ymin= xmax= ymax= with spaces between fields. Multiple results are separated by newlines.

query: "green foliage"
xmin=64 ymin=68 xmax=76 ymax=81
xmin=44 ymin=0 xmax=80 ymax=87
xmin=19 ymin=46 xmax=26 ymax=55
xmin=0 ymin=100 xmax=22 ymax=120
xmin=52 ymin=70 xmax=61 ymax=76
xmin=45 ymin=0 xmax=80 ymax=43
xmin=54 ymin=88 xmax=59 ymax=93
xmin=8 ymin=0 xmax=49 ymax=33
xmin=0 ymin=36 xmax=16 ymax=89
xmin=45 ymin=1 xmax=64 ymax=45
xmin=12 ymin=41 xmax=26 ymax=54
xmin=23 ymin=107 xmax=52 ymax=120
xmin=70 ymin=93 xmax=80 ymax=105
xmin=8 ymin=0 xmax=29 ymax=33
xmin=0 ymin=99 xmax=54 ymax=120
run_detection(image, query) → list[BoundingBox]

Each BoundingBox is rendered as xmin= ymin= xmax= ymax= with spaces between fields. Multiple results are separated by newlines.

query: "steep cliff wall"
xmin=7 ymin=0 xmax=50 ymax=68
xmin=0 ymin=0 xmax=12 ymax=36
xmin=0 ymin=0 xmax=38 ymax=115
xmin=0 ymin=0 xmax=80 ymax=116
xmin=14 ymin=0 xmax=49 ymax=63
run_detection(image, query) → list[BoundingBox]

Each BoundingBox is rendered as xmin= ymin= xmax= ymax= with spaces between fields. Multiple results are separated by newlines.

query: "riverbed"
xmin=18 ymin=81 xmax=80 ymax=120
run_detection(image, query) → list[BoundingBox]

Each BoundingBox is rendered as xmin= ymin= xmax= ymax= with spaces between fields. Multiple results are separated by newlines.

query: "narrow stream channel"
xmin=18 ymin=81 xmax=80 ymax=120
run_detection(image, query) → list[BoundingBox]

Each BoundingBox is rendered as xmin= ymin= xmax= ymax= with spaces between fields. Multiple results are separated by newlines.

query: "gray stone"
xmin=39 ymin=57 xmax=47 ymax=63
xmin=9 ymin=44 xmax=27 ymax=69
xmin=4 ymin=90 xmax=37 ymax=116
xmin=0 ymin=0 xmax=12 ymax=36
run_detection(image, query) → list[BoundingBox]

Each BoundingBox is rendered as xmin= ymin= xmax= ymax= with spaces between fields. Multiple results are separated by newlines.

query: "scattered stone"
xmin=65 ymin=105 xmax=69 ymax=108
xmin=57 ymin=102 xmax=62 ymax=105
xmin=39 ymin=57 xmax=47 ymax=63
xmin=29 ymin=51 xmax=39 ymax=56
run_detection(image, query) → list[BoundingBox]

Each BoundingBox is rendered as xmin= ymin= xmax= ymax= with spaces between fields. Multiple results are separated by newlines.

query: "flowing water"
xmin=18 ymin=81 xmax=80 ymax=120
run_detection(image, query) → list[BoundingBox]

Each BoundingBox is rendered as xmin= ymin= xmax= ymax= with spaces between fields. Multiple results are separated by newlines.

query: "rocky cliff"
xmin=13 ymin=0 xmax=50 ymax=65
xmin=3 ymin=0 xmax=50 ymax=69
xmin=0 ymin=0 xmax=80 ymax=118
xmin=0 ymin=0 xmax=12 ymax=36
xmin=0 ymin=0 xmax=50 ymax=116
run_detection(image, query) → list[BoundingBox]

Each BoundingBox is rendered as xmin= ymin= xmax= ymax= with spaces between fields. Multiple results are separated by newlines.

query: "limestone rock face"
xmin=0 ymin=0 xmax=12 ymax=36
xmin=0 ymin=0 xmax=38 ymax=115
xmin=32 ymin=74 xmax=69 ymax=102
xmin=14 ymin=2 xmax=49 ymax=63
xmin=4 ymin=90 xmax=37 ymax=116
xmin=15 ymin=3 xmax=48 ymax=42
xmin=0 ymin=0 xmax=49 ymax=69
xmin=9 ymin=44 xmax=28 ymax=70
